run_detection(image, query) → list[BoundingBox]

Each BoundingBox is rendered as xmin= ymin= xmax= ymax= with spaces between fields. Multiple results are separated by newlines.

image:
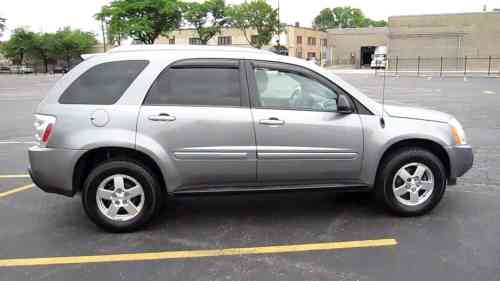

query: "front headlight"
xmin=449 ymin=118 xmax=467 ymax=145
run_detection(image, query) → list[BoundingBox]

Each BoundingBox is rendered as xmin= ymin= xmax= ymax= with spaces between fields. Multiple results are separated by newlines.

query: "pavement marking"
xmin=483 ymin=90 xmax=496 ymax=95
xmin=0 ymin=183 xmax=34 ymax=199
xmin=0 ymin=238 xmax=397 ymax=267
xmin=0 ymin=174 xmax=31 ymax=179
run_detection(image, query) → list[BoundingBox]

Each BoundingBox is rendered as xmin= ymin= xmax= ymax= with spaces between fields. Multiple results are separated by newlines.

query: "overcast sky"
xmin=1 ymin=0 xmax=499 ymax=40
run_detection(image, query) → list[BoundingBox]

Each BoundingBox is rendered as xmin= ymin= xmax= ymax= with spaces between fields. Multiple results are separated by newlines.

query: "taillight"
xmin=34 ymin=114 xmax=56 ymax=146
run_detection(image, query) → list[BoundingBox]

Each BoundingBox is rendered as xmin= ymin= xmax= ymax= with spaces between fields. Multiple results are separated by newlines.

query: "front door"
xmin=137 ymin=59 xmax=256 ymax=190
xmin=247 ymin=61 xmax=363 ymax=184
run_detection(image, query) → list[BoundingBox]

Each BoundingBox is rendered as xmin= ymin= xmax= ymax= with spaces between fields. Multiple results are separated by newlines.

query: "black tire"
xmin=375 ymin=147 xmax=447 ymax=216
xmin=82 ymin=159 xmax=163 ymax=232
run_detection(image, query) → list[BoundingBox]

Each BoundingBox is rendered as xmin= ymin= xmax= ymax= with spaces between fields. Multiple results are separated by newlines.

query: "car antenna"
xmin=380 ymin=67 xmax=387 ymax=128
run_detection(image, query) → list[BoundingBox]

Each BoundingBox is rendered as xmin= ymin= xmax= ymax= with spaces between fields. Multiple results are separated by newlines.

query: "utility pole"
xmin=276 ymin=0 xmax=281 ymax=52
xmin=101 ymin=19 xmax=107 ymax=52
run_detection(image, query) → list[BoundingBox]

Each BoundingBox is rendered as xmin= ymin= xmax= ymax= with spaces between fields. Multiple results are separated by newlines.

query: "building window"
xmin=189 ymin=38 xmax=203 ymax=45
xmin=296 ymin=47 xmax=303 ymax=58
xmin=250 ymin=35 xmax=258 ymax=45
xmin=320 ymin=38 xmax=327 ymax=47
xmin=218 ymin=36 xmax=232 ymax=45
xmin=307 ymin=37 xmax=316 ymax=46
xmin=307 ymin=52 xmax=316 ymax=59
xmin=296 ymin=36 xmax=302 ymax=45
xmin=169 ymin=38 xmax=175 ymax=45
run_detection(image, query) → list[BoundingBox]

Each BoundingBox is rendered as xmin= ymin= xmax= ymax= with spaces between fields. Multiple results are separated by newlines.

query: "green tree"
xmin=31 ymin=33 xmax=57 ymax=73
xmin=313 ymin=6 xmax=386 ymax=30
xmin=226 ymin=0 xmax=283 ymax=49
xmin=0 ymin=27 xmax=36 ymax=65
xmin=53 ymin=27 xmax=97 ymax=68
xmin=182 ymin=0 xmax=227 ymax=45
xmin=96 ymin=0 xmax=183 ymax=45
xmin=96 ymin=6 xmax=128 ymax=47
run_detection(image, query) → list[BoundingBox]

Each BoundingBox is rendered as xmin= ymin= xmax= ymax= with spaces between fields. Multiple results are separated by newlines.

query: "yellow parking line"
xmin=0 ymin=174 xmax=31 ymax=179
xmin=0 ymin=183 xmax=34 ymax=198
xmin=0 ymin=238 xmax=397 ymax=267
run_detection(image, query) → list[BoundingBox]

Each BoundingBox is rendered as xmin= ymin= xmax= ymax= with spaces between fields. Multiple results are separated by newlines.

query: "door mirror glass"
xmin=337 ymin=95 xmax=353 ymax=114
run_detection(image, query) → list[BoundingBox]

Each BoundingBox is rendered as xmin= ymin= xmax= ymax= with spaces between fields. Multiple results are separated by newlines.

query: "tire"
xmin=376 ymin=147 xmax=446 ymax=216
xmin=82 ymin=159 xmax=163 ymax=232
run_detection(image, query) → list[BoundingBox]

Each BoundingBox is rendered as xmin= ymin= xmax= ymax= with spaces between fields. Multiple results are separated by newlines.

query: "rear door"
xmin=137 ymin=59 xmax=256 ymax=190
xmin=246 ymin=60 xmax=364 ymax=184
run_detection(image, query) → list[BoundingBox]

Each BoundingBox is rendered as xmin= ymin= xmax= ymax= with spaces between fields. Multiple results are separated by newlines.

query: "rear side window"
xmin=59 ymin=60 xmax=149 ymax=105
xmin=144 ymin=67 xmax=241 ymax=107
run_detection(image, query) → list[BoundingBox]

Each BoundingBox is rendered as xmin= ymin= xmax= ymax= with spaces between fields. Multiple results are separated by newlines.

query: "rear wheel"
xmin=376 ymin=147 xmax=446 ymax=216
xmin=82 ymin=159 xmax=163 ymax=232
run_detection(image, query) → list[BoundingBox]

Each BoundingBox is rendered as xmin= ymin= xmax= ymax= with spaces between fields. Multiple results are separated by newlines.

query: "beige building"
xmin=328 ymin=27 xmax=388 ymax=67
xmin=156 ymin=24 xmax=333 ymax=64
xmin=389 ymin=12 xmax=500 ymax=59
xmin=327 ymin=11 xmax=500 ymax=68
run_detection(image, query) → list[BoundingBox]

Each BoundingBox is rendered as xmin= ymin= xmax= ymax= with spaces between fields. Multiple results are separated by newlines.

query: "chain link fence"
xmin=379 ymin=56 xmax=500 ymax=77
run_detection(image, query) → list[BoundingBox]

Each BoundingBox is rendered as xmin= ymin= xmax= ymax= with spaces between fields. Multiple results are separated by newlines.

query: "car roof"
xmin=108 ymin=44 xmax=276 ymax=56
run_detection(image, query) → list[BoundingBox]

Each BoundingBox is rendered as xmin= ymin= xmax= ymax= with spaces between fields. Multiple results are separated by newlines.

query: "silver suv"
xmin=29 ymin=45 xmax=473 ymax=232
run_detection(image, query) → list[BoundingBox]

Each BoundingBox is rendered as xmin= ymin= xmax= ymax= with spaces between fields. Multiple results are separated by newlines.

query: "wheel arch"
xmin=73 ymin=147 xmax=166 ymax=194
xmin=375 ymin=138 xmax=451 ymax=183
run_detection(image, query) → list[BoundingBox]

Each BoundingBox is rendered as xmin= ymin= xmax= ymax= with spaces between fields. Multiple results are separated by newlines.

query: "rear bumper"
xmin=447 ymin=145 xmax=474 ymax=185
xmin=28 ymin=146 xmax=86 ymax=197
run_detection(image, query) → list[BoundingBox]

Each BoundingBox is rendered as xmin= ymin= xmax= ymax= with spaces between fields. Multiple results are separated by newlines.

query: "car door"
xmin=137 ymin=59 xmax=256 ymax=191
xmin=246 ymin=60 xmax=364 ymax=184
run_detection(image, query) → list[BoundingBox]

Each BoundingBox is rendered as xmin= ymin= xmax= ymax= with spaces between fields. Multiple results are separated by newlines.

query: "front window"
xmin=218 ymin=36 xmax=232 ymax=45
xmin=189 ymin=38 xmax=203 ymax=45
xmin=253 ymin=67 xmax=338 ymax=112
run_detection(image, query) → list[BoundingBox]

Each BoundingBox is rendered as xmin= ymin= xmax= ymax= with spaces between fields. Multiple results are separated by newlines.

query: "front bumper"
xmin=447 ymin=145 xmax=474 ymax=184
xmin=28 ymin=146 xmax=86 ymax=197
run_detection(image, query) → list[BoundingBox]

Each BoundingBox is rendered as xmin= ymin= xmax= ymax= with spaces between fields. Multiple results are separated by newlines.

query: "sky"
xmin=1 ymin=0 xmax=499 ymax=40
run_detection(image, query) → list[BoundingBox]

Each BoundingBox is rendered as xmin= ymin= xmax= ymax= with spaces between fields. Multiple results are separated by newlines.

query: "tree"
xmin=96 ymin=6 xmax=128 ymax=47
xmin=96 ymin=0 xmax=183 ymax=44
xmin=31 ymin=33 xmax=57 ymax=73
xmin=0 ymin=17 xmax=6 ymax=38
xmin=226 ymin=0 xmax=283 ymax=49
xmin=313 ymin=6 xmax=386 ymax=30
xmin=0 ymin=28 xmax=36 ymax=65
xmin=53 ymin=27 xmax=97 ymax=68
xmin=182 ymin=0 xmax=227 ymax=45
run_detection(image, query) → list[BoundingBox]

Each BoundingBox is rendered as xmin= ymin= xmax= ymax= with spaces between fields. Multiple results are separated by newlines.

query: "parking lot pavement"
xmin=1 ymin=73 xmax=500 ymax=281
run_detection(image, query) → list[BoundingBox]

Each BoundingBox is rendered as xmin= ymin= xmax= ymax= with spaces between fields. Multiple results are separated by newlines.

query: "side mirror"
xmin=337 ymin=95 xmax=354 ymax=114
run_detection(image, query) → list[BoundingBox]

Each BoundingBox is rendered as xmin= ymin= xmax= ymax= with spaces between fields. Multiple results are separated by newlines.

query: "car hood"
xmin=383 ymin=104 xmax=452 ymax=123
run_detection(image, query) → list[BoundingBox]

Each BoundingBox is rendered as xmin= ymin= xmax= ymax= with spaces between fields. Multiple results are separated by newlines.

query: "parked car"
xmin=29 ymin=45 xmax=473 ymax=232
xmin=371 ymin=46 xmax=387 ymax=69
xmin=0 ymin=65 xmax=11 ymax=73
xmin=53 ymin=66 xmax=68 ymax=74
xmin=11 ymin=65 xmax=34 ymax=74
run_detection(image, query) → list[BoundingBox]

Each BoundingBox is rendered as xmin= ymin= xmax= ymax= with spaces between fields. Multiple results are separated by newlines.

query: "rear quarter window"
xmin=58 ymin=60 xmax=149 ymax=105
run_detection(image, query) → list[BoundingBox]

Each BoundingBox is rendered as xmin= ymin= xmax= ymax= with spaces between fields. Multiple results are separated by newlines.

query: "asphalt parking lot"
xmin=0 ymin=73 xmax=499 ymax=281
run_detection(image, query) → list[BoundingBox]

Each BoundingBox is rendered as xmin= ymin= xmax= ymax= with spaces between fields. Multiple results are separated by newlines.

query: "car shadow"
xmin=146 ymin=190 xmax=386 ymax=231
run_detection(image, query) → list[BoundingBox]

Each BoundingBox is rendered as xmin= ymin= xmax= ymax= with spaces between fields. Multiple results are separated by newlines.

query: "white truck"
xmin=371 ymin=46 xmax=387 ymax=69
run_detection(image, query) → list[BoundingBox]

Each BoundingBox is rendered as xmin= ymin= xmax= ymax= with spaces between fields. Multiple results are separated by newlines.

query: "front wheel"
xmin=376 ymin=147 xmax=447 ymax=216
xmin=82 ymin=159 xmax=163 ymax=232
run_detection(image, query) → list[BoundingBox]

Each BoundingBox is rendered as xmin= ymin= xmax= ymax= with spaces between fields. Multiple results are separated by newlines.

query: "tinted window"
xmin=254 ymin=68 xmax=338 ymax=112
xmin=59 ymin=60 xmax=148 ymax=105
xmin=145 ymin=67 xmax=241 ymax=106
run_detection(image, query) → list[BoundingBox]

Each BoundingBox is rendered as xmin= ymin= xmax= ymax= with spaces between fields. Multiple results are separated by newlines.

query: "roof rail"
xmin=108 ymin=44 xmax=275 ymax=55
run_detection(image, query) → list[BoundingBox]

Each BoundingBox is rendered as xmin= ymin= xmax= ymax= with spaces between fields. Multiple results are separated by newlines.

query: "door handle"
xmin=148 ymin=113 xmax=176 ymax=122
xmin=259 ymin=117 xmax=284 ymax=125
